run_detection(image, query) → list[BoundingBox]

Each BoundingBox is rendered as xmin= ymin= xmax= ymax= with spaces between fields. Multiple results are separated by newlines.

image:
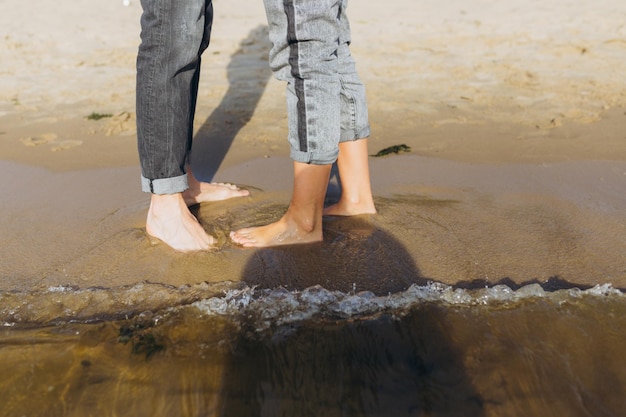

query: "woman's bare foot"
xmin=183 ymin=170 xmax=250 ymax=206
xmin=323 ymin=199 xmax=377 ymax=216
xmin=230 ymin=162 xmax=330 ymax=248
xmin=230 ymin=213 xmax=323 ymax=248
xmin=146 ymin=193 xmax=215 ymax=252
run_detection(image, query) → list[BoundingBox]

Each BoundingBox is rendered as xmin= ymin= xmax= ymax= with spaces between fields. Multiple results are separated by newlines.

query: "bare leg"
xmin=324 ymin=138 xmax=376 ymax=216
xmin=183 ymin=167 xmax=250 ymax=206
xmin=230 ymin=162 xmax=331 ymax=247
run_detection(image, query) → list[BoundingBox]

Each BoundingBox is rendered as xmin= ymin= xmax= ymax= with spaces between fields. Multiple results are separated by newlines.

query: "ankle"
xmin=343 ymin=194 xmax=376 ymax=209
xmin=284 ymin=210 xmax=321 ymax=235
xmin=149 ymin=193 xmax=185 ymax=216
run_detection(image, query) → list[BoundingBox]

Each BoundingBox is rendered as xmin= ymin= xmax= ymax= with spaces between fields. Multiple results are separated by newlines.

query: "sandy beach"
xmin=1 ymin=0 xmax=625 ymax=293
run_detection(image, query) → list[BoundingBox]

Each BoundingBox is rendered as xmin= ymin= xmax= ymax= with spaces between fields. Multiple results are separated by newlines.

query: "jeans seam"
xmin=144 ymin=0 xmax=166 ymax=181
xmin=284 ymin=0 xmax=308 ymax=153
xmin=339 ymin=77 xmax=358 ymax=140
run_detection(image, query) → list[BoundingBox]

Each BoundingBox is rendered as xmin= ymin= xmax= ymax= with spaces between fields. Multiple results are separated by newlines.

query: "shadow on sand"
xmin=190 ymin=25 xmax=272 ymax=182
xmin=181 ymin=26 xmax=486 ymax=415
xmin=214 ymin=216 xmax=486 ymax=416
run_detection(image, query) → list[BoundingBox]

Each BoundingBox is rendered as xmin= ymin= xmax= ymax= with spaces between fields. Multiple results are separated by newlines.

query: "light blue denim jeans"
xmin=136 ymin=0 xmax=213 ymax=194
xmin=263 ymin=0 xmax=370 ymax=165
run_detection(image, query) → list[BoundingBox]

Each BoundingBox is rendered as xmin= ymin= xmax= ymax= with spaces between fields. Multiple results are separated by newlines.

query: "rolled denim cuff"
xmin=339 ymin=125 xmax=371 ymax=143
xmin=141 ymin=174 xmax=188 ymax=195
xmin=290 ymin=149 xmax=339 ymax=166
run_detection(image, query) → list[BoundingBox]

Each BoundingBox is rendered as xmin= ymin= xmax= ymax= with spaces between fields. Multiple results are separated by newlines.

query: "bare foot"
xmin=323 ymin=200 xmax=377 ymax=216
xmin=183 ymin=168 xmax=250 ymax=206
xmin=183 ymin=181 xmax=250 ymax=206
xmin=230 ymin=215 xmax=322 ymax=248
xmin=231 ymin=162 xmax=329 ymax=248
xmin=146 ymin=193 xmax=215 ymax=252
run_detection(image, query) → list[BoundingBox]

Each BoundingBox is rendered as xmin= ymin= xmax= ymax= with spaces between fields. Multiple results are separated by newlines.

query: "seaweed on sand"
xmin=371 ymin=144 xmax=412 ymax=157
xmin=86 ymin=112 xmax=113 ymax=121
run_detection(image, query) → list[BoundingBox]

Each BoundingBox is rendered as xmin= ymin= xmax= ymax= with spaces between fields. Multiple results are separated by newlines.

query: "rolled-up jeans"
xmin=263 ymin=0 xmax=370 ymax=165
xmin=136 ymin=0 xmax=213 ymax=194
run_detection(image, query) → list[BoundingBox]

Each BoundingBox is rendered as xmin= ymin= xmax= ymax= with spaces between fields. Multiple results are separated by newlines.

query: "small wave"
xmin=1 ymin=280 xmax=622 ymax=329
xmin=190 ymin=281 xmax=623 ymax=332
xmin=0 ymin=281 xmax=243 ymax=327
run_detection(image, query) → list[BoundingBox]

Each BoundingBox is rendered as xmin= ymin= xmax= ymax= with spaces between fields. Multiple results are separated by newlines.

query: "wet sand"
xmin=1 ymin=0 xmax=626 ymax=295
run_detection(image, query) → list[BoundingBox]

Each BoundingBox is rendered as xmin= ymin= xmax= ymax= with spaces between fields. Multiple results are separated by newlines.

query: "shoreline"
xmin=1 ymin=0 xmax=625 ymax=293
xmin=1 ymin=154 xmax=624 ymax=293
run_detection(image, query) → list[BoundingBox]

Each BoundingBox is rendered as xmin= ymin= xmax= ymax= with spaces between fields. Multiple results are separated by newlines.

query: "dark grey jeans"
xmin=136 ymin=0 xmax=213 ymax=194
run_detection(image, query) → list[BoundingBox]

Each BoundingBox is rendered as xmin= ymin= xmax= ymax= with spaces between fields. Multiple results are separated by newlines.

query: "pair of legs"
xmin=230 ymin=0 xmax=376 ymax=248
xmin=230 ymin=140 xmax=376 ymax=247
xmin=136 ymin=0 xmax=248 ymax=252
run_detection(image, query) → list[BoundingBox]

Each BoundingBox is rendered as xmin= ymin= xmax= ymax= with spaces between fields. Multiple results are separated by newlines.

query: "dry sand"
xmin=1 ymin=0 xmax=625 ymax=293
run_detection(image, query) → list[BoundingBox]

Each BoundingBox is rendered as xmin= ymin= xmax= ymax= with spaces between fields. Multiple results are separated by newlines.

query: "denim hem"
xmin=339 ymin=125 xmax=371 ymax=143
xmin=141 ymin=174 xmax=188 ymax=194
xmin=290 ymin=149 xmax=339 ymax=166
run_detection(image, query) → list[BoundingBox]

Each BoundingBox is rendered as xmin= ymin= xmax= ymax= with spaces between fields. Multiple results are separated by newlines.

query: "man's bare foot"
xmin=183 ymin=168 xmax=250 ymax=206
xmin=146 ymin=193 xmax=215 ymax=252
xmin=230 ymin=214 xmax=322 ymax=248
xmin=183 ymin=181 xmax=250 ymax=206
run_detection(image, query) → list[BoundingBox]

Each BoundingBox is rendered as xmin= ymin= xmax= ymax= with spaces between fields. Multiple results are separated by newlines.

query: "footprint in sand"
xmin=20 ymin=133 xmax=58 ymax=147
xmin=104 ymin=111 xmax=136 ymax=136
xmin=20 ymin=133 xmax=83 ymax=151
xmin=51 ymin=140 xmax=83 ymax=152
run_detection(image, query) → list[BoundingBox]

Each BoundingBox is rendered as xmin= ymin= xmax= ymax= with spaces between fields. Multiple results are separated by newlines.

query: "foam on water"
xmin=0 ymin=281 xmax=242 ymax=326
xmin=188 ymin=282 xmax=624 ymax=332
xmin=0 ymin=280 xmax=622 ymax=329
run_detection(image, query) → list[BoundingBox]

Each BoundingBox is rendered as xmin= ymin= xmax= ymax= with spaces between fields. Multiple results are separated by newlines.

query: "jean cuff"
xmin=141 ymin=174 xmax=188 ymax=194
xmin=290 ymin=149 xmax=339 ymax=165
xmin=339 ymin=125 xmax=371 ymax=142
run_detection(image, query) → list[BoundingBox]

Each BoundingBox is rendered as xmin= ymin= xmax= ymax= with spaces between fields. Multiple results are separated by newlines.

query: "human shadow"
xmin=237 ymin=215 xmax=429 ymax=295
xmin=190 ymin=25 xmax=272 ymax=182
xmin=216 ymin=216 xmax=486 ymax=416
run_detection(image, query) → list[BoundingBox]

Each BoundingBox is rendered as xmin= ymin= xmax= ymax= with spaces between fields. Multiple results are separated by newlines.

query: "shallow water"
xmin=1 ymin=282 xmax=624 ymax=417
xmin=1 ymin=186 xmax=625 ymax=416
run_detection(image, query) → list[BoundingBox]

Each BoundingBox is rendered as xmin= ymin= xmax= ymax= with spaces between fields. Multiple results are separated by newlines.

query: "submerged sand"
xmin=1 ymin=0 xmax=625 ymax=293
